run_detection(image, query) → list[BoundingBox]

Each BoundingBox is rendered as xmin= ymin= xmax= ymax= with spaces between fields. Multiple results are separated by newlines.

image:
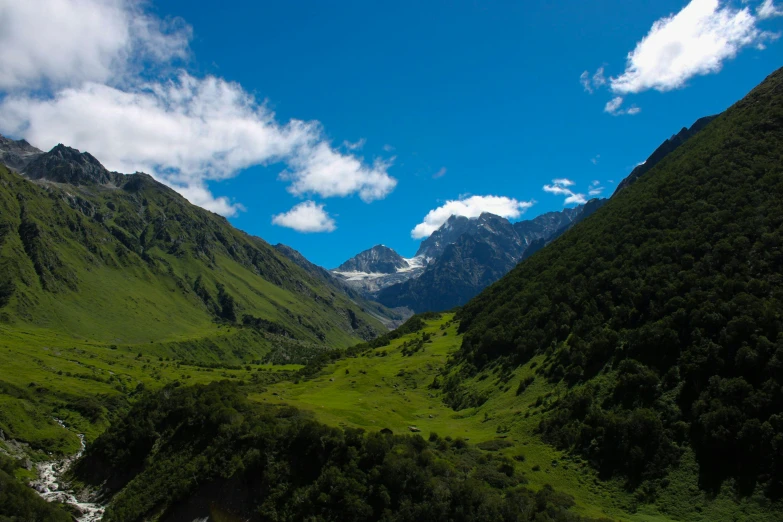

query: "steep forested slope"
xmin=455 ymin=67 xmax=783 ymax=495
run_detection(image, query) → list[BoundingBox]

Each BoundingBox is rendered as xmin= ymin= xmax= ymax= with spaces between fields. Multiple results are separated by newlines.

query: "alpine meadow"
xmin=1 ymin=1 xmax=783 ymax=521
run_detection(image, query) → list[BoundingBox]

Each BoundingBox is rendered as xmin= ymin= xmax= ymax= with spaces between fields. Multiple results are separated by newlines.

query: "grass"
xmin=252 ymin=314 xmax=782 ymax=522
xmin=0 ymin=162 xmax=389 ymax=354
xmin=3 ymin=312 xmax=778 ymax=521
xmin=0 ymin=322 xmax=301 ymax=458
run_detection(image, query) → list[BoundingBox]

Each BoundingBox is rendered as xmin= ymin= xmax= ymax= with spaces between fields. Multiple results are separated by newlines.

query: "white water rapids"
xmin=29 ymin=421 xmax=105 ymax=521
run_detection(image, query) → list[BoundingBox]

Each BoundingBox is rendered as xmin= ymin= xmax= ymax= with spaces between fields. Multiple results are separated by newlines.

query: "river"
xmin=29 ymin=422 xmax=105 ymax=521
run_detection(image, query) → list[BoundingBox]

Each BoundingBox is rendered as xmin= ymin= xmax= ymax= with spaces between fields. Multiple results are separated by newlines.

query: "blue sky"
xmin=0 ymin=1 xmax=781 ymax=267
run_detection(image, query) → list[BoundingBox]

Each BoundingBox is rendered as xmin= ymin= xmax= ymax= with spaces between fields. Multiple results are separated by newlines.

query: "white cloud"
xmin=605 ymin=96 xmax=624 ymax=113
xmin=282 ymin=142 xmax=396 ymax=202
xmin=580 ymin=67 xmax=608 ymax=94
xmin=543 ymin=179 xmax=587 ymax=205
xmin=758 ymin=0 xmax=783 ymax=19
xmin=178 ymin=184 xmax=244 ymax=217
xmin=580 ymin=71 xmax=593 ymax=93
xmin=411 ymin=195 xmax=534 ymax=239
xmin=0 ymin=1 xmax=396 ymax=217
xmin=611 ymin=0 xmax=773 ymax=94
xmin=603 ymin=96 xmax=641 ymax=116
xmin=591 ymin=155 xmax=600 ymax=165
xmin=592 ymin=67 xmax=607 ymax=88
xmin=588 ymin=180 xmax=605 ymax=196
xmin=0 ymin=0 xmax=190 ymax=91
xmin=343 ymin=138 xmax=366 ymax=151
xmin=433 ymin=167 xmax=447 ymax=179
xmin=272 ymin=201 xmax=336 ymax=233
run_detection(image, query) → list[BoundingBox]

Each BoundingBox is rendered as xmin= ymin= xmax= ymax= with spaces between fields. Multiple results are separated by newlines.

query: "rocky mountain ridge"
xmin=0 ymin=135 xmax=393 ymax=350
xmin=332 ymin=200 xmax=605 ymax=312
xmin=335 ymin=245 xmax=410 ymax=274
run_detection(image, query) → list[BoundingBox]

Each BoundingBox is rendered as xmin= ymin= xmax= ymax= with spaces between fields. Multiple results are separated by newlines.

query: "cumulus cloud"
xmin=411 ymin=195 xmax=534 ymax=239
xmin=0 ymin=75 xmax=396 ymax=215
xmin=0 ymin=0 xmax=190 ymax=90
xmin=272 ymin=201 xmax=336 ymax=233
xmin=0 ymin=0 xmax=395 ymax=217
xmin=282 ymin=142 xmax=396 ymax=202
xmin=582 ymin=1 xmax=779 ymax=114
xmin=611 ymin=0 xmax=774 ymax=94
xmin=543 ymin=179 xmax=587 ymax=205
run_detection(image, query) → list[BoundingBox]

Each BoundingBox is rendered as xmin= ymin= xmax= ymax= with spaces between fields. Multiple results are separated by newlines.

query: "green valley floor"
xmin=253 ymin=314 xmax=780 ymax=522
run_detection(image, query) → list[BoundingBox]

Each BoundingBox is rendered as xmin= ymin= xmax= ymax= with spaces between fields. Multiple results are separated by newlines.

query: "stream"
xmin=29 ymin=421 xmax=105 ymax=521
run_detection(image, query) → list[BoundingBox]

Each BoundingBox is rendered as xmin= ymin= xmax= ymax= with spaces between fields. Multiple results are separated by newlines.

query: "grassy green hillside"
xmin=0 ymin=147 xmax=391 ymax=502
xmin=446 ymin=68 xmax=783 ymax=510
xmin=255 ymin=314 xmax=780 ymax=521
xmin=0 ymin=161 xmax=386 ymax=349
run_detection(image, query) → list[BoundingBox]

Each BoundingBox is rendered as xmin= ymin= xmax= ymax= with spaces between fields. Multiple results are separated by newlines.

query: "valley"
xmin=253 ymin=314 xmax=782 ymax=522
xmin=0 ymin=2 xmax=782 ymax=519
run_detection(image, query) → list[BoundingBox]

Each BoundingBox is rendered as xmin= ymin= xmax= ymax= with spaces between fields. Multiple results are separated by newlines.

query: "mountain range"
xmin=330 ymin=200 xmax=608 ymax=313
xmin=2 ymin=65 xmax=783 ymax=522
xmin=0 ymin=136 xmax=397 ymax=358
xmin=331 ymin=103 xmax=719 ymax=313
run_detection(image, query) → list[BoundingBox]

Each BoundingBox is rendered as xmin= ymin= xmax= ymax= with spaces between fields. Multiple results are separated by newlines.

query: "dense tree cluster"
xmin=74 ymin=382 xmax=604 ymax=522
xmin=456 ymin=68 xmax=783 ymax=494
xmin=360 ymin=312 xmax=443 ymax=350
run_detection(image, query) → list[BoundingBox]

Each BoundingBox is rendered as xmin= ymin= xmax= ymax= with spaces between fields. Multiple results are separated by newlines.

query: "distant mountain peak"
xmin=0 ymin=134 xmax=43 ymax=172
xmin=24 ymin=143 xmax=119 ymax=186
xmin=335 ymin=245 xmax=409 ymax=274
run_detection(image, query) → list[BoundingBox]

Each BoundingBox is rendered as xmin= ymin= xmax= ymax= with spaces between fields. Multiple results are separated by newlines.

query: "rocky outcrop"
xmin=24 ymin=144 xmax=121 ymax=186
xmin=0 ymin=135 xmax=42 ymax=172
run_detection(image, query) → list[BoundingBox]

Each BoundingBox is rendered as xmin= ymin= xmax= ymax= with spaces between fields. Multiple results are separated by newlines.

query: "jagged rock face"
xmin=24 ymin=144 xmax=120 ymax=186
xmin=513 ymin=207 xmax=581 ymax=245
xmin=416 ymin=215 xmax=475 ymax=259
xmin=376 ymin=202 xmax=607 ymax=313
xmin=0 ymin=135 xmax=42 ymax=172
xmin=613 ymin=115 xmax=718 ymax=195
xmin=335 ymin=245 xmax=409 ymax=274
xmin=469 ymin=213 xmax=527 ymax=261
xmin=378 ymin=230 xmax=524 ymax=312
xmin=331 ymin=245 xmax=426 ymax=296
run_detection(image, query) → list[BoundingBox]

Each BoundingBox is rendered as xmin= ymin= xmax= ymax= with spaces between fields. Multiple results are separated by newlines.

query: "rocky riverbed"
xmin=29 ymin=423 xmax=105 ymax=521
